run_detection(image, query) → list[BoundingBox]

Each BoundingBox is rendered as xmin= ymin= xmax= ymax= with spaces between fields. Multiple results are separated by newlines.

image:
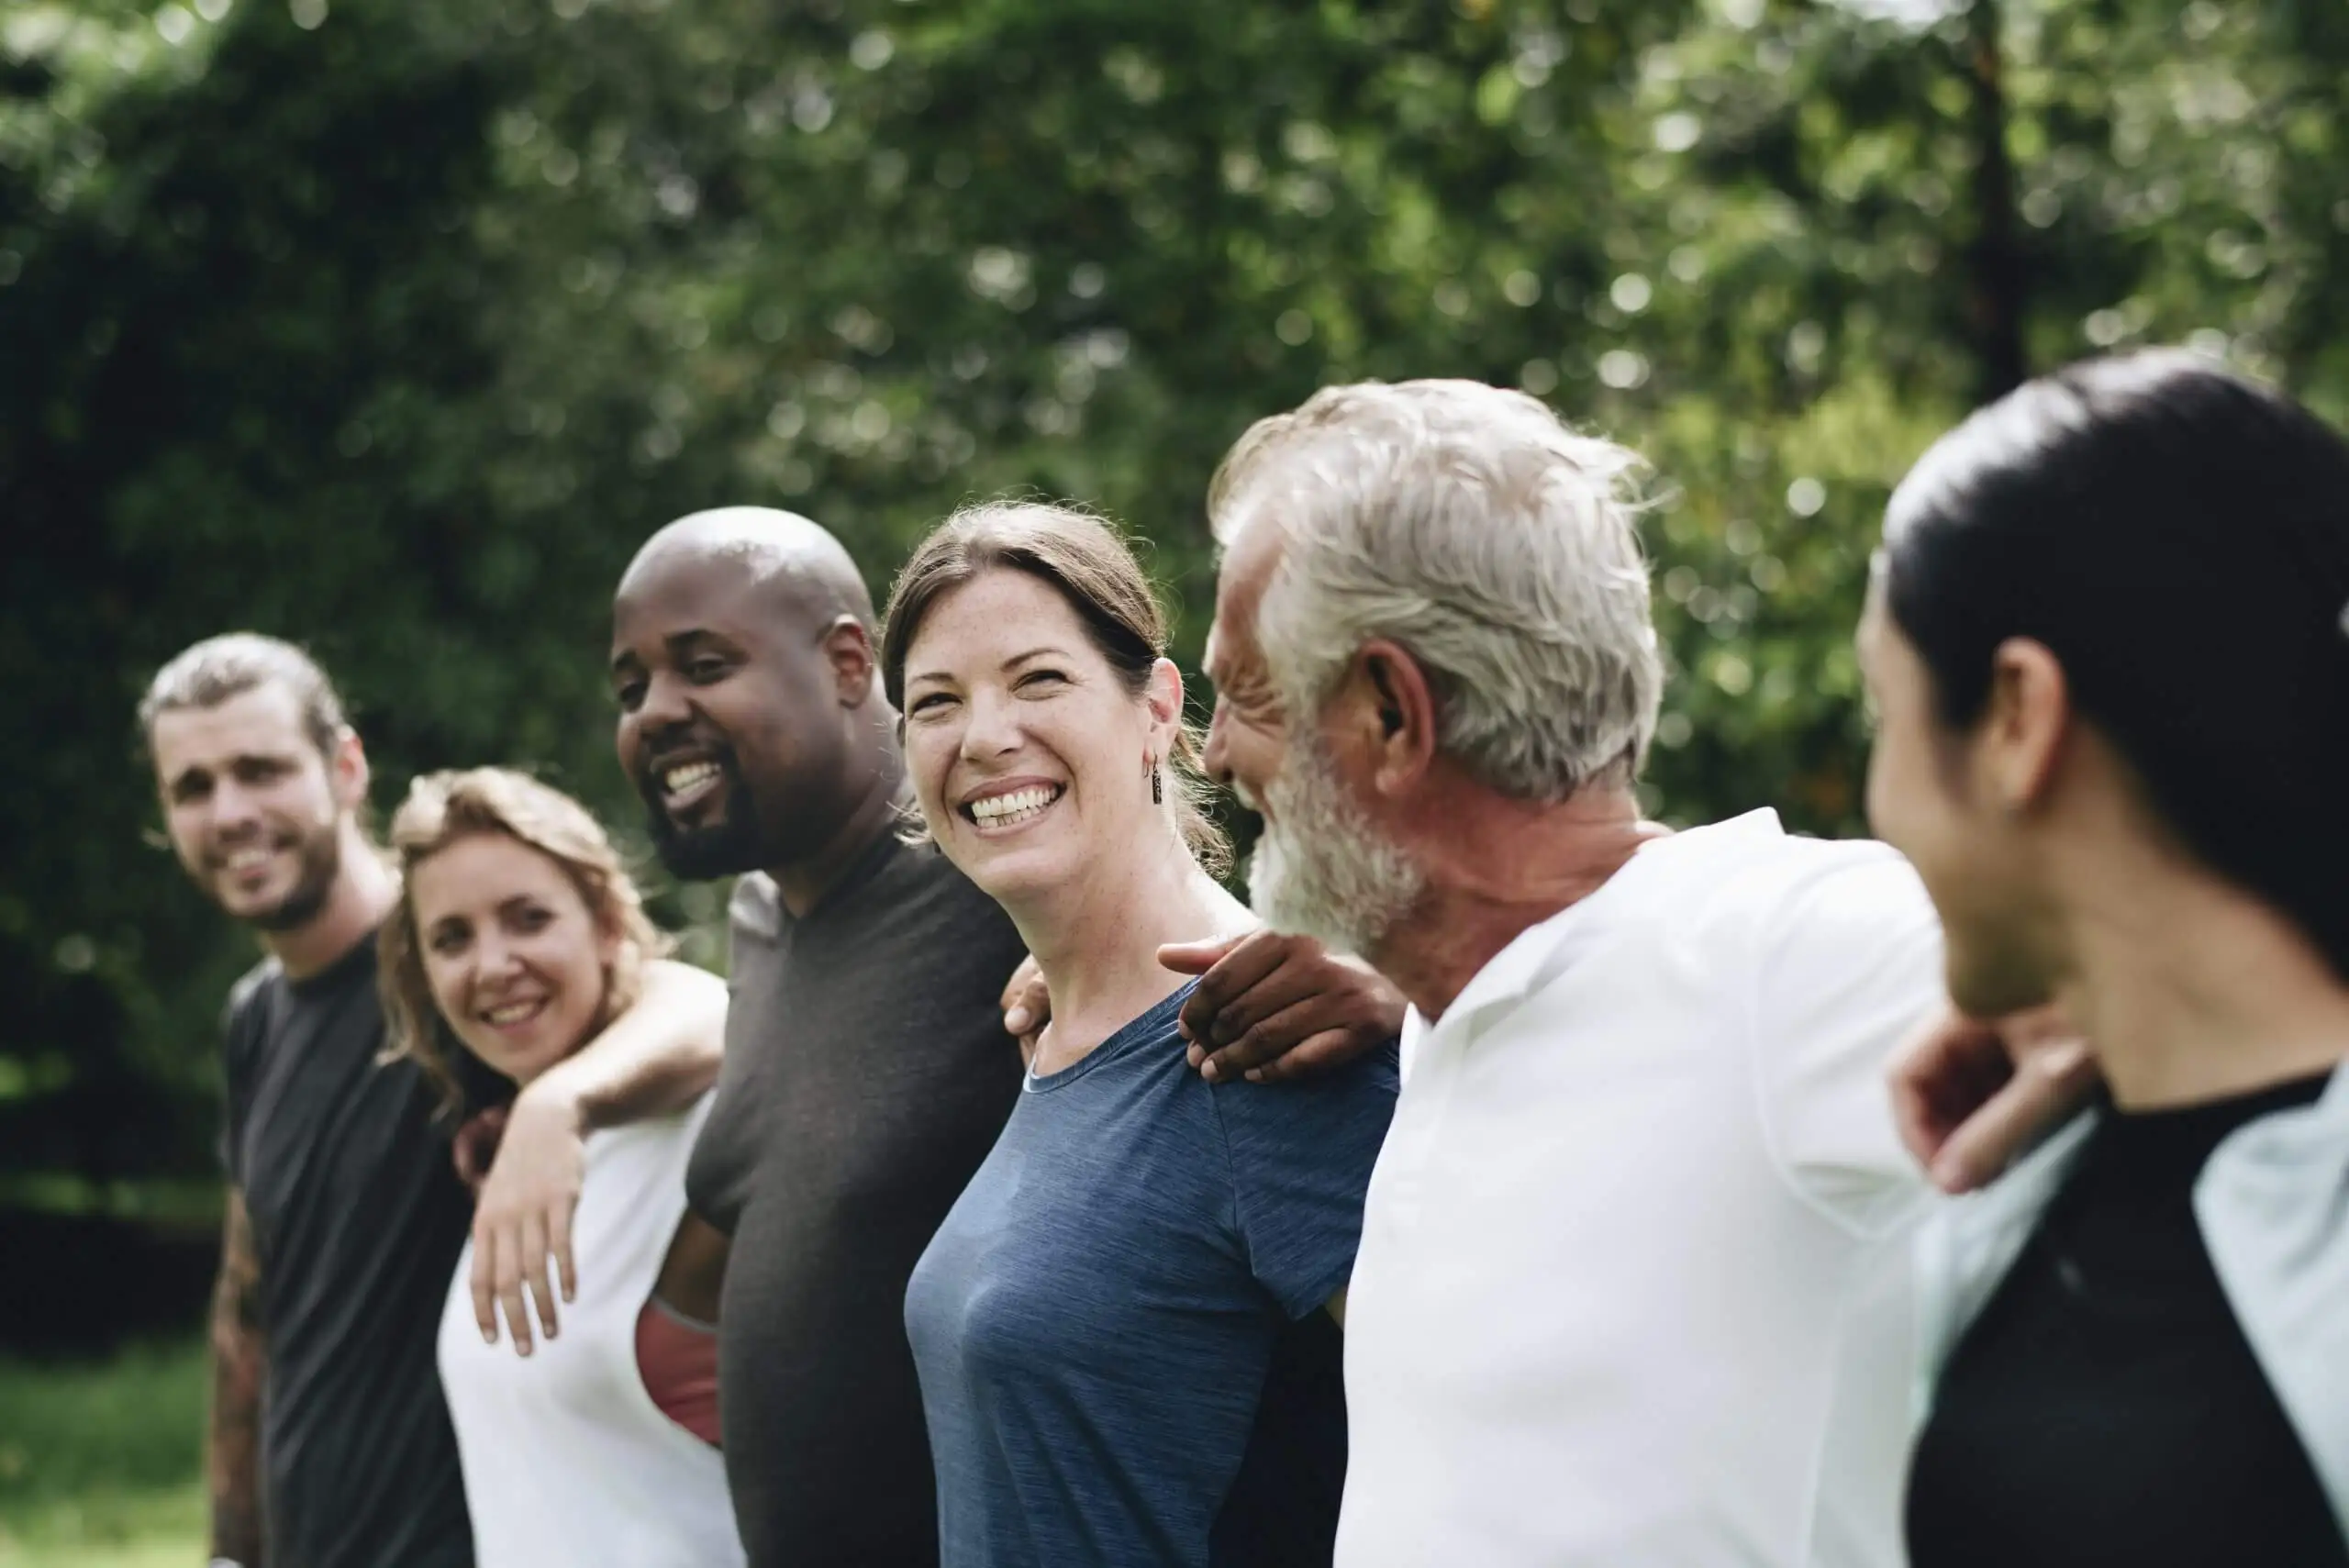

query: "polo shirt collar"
xmin=1404 ymin=807 xmax=1788 ymax=1042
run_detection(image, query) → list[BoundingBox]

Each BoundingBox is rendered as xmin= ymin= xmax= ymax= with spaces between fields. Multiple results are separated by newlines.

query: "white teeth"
xmin=225 ymin=848 xmax=272 ymax=871
xmin=483 ymin=1000 xmax=542 ymax=1026
xmin=663 ymin=762 xmax=720 ymax=793
xmin=969 ymin=785 xmax=1060 ymax=825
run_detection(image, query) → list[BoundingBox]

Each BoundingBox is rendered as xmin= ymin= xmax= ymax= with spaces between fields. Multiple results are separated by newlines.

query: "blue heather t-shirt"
xmin=904 ymin=980 xmax=1399 ymax=1568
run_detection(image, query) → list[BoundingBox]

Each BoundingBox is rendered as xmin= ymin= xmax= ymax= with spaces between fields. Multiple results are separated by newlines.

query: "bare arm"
xmin=471 ymin=959 xmax=729 ymax=1353
xmin=209 ymin=1187 xmax=267 ymax=1566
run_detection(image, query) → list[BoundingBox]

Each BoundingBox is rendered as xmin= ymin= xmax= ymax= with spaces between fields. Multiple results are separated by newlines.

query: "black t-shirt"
xmin=1907 ymin=1073 xmax=2347 ymax=1568
xmin=688 ymin=830 xmax=1030 ymax=1568
xmin=221 ymin=933 xmax=473 ymax=1568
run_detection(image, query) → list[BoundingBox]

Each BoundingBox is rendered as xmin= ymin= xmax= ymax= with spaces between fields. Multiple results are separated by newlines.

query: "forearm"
xmin=208 ymin=1195 xmax=267 ymax=1564
xmin=537 ymin=959 xmax=726 ymax=1132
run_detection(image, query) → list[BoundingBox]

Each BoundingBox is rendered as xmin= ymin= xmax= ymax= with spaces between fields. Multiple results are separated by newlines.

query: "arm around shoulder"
xmin=1752 ymin=850 xmax=1949 ymax=1235
xmin=469 ymin=959 xmax=729 ymax=1353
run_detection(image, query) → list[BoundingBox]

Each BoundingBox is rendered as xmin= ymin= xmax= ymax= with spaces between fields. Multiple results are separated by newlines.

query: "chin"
xmin=950 ymin=828 xmax=1085 ymax=908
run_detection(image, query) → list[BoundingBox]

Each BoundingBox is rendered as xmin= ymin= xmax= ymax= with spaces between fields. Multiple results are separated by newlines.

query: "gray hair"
xmin=1208 ymin=380 xmax=1664 ymax=802
xmin=139 ymin=631 xmax=350 ymax=760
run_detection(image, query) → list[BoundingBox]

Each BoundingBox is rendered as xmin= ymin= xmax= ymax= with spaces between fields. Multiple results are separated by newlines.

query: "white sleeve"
xmin=1750 ymin=847 xmax=1945 ymax=1239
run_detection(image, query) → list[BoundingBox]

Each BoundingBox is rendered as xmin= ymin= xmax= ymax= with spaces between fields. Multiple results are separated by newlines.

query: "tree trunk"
xmin=1963 ymin=0 xmax=2026 ymax=402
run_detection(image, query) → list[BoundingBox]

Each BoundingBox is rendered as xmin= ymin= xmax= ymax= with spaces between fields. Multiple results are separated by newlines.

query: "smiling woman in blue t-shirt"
xmin=881 ymin=500 xmax=1398 ymax=1568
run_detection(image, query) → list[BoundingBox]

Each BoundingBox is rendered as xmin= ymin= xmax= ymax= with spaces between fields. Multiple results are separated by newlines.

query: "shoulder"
xmin=220 ymin=957 xmax=284 ymax=1072
xmin=1630 ymin=814 xmax=1935 ymax=966
xmin=224 ymin=956 xmax=281 ymax=1028
xmin=1210 ymin=1042 xmax=1401 ymax=1148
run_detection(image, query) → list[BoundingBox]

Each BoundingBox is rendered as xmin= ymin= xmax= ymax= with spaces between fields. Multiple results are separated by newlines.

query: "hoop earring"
xmin=1148 ymin=753 xmax=1163 ymax=806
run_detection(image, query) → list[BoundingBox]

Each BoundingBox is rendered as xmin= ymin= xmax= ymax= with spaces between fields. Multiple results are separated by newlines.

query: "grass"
xmin=0 ymin=1340 xmax=206 ymax=1567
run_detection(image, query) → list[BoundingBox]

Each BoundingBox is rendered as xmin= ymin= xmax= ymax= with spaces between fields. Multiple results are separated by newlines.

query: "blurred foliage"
xmin=5 ymin=0 xmax=2347 ymax=1188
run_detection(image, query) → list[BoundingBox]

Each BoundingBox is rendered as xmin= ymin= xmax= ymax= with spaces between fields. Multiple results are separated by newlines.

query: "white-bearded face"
xmin=1243 ymin=728 xmax=1424 ymax=964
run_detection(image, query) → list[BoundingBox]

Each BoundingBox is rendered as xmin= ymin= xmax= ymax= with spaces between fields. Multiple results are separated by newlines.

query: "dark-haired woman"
xmin=885 ymin=502 xmax=1398 ymax=1568
xmin=1856 ymin=349 xmax=2349 ymax=1563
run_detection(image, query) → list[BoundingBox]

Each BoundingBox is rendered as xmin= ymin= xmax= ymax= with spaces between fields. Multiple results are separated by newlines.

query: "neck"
xmin=1374 ymin=783 xmax=1660 ymax=1022
xmin=2053 ymin=862 xmax=2349 ymax=1110
xmin=768 ymin=739 xmax=907 ymax=919
xmin=265 ymin=830 xmax=398 ymax=983
xmin=1017 ymin=829 xmax=1251 ymax=1070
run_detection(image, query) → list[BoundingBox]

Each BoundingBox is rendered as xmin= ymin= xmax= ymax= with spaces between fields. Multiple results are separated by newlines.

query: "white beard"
xmin=1245 ymin=738 xmax=1424 ymax=961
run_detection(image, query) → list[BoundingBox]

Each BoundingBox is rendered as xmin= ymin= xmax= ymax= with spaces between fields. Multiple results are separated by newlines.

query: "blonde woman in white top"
xmin=381 ymin=768 xmax=741 ymax=1568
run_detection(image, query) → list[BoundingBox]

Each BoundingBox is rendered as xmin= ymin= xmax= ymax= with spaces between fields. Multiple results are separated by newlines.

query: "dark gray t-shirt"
xmin=904 ymin=982 xmax=1398 ymax=1568
xmin=220 ymin=933 xmax=473 ymax=1568
xmin=687 ymin=831 xmax=1029 ymax=1568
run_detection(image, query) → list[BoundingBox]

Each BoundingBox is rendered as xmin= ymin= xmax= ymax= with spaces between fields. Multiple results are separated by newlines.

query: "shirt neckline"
xmin=1024 ymin=980 xmax=1200 ymax=1095
xmin=285 ymin=926 xmax=384 ymax=998
xmin=1408 ymin=809 xmax=1789 ymax=1042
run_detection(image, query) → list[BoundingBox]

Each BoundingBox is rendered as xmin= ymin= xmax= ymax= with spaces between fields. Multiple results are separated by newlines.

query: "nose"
xmin=473 ymin=930 xmax=526 ymax=985
xmin=635 ymin=670 xmax=694 ymax=736
xmin=959 ymin=686 xmax=1022 ymax=763
xmin=207 ymin=777 xmax=266 ymax=838
xmin=1201 ymin=699 xmax=1233 ymax=788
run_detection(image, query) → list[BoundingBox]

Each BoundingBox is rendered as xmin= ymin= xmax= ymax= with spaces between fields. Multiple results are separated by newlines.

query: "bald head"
xmin=611 ymin=506 xmax=899 ymax=884
xmin=621 ymin=506 xmax=876 ymax=633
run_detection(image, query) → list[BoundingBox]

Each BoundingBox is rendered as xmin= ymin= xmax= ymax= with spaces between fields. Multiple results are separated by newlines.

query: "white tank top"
xmin=437 ymin=1093 xmax=744 ymax=1567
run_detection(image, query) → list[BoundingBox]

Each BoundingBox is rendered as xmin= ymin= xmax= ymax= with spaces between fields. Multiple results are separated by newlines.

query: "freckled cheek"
xmin=903 ymin=725 xmax=961 ymax=828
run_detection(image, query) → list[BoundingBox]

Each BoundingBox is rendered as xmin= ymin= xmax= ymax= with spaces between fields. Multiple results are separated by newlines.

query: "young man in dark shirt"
xmin=143 ymin=634 xmax=725 ymax=1568
xmin=609 ymin=508 xmax=1403 ymax=1566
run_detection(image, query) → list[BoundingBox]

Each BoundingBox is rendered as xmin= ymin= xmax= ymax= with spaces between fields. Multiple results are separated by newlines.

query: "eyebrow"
xmin=611 ymin=628 xmax=731 ymax=674
xmin=906 ymin=644 xmax=1069 ymax=689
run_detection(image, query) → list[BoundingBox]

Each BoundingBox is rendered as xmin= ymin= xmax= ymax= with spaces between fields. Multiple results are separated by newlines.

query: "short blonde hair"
xmin=1210 ymin=379 xmax=1663 ymax=802
xmin=379 ymin=768 xmax=670 ymax=1118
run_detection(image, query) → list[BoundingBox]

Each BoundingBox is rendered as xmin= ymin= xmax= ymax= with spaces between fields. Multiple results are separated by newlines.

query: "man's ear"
xmin=1351 ymin=639 xmax=1440 ymax=797
xmin=823 ymin=617 xmax=878 ymax=705
xmin=330 ymin=727 xmax=370 ymax=813
xmin=1982 ymin=637 xmax=2071 ymax=811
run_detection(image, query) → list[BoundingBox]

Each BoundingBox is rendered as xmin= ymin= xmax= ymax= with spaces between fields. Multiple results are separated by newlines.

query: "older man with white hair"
xmin=1199 ymin=379 xmax=1946 ymax=1567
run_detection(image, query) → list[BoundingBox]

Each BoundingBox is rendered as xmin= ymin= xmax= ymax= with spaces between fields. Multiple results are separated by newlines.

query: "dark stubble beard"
xmin=241 ymin=822 xmax=344 ymax=934
xmin=640 ymin=772 xmax=774 ymax=884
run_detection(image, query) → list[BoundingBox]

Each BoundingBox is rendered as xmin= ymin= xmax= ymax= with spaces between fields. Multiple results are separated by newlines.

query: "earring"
xmin=1148 ymin=753 xmax=1163 ymax=805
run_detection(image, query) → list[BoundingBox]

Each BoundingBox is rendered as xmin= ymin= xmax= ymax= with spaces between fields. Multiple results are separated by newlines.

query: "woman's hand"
xmin=1888 ymin=1003 xmax=2099 ymax=1193
xmin=466 ymin=1078 xmax=589 ymax=1355
xmin=1159 ymin=931 xmax=1406 ymax=1084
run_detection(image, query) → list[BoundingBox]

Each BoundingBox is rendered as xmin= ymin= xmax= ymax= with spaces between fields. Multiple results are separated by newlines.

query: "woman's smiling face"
xmin=407 ymin=831 xmax=619 ymax=1086
xmin=899 ymin=567 xmax=1181 ymax=907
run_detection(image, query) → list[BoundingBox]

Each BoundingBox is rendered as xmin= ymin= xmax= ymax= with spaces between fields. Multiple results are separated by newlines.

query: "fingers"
xmin=1003 ymin=972 xmax=1051 ymax=1039
xmin=1931 ymin=1038 xmax=2096 ymax=1194
xmin=1199 ymin=993 xmax=1335 ymax=1080
xmin=522 ymin=1211 xmax=559 ymax=1342
xmin=471 ymin=1225 xmax=501 ymax=1345
xmin=999 ymin=955 xmax=1046 ymax=1036
xmin=1235 ymin=1028 xmax=1356 ymax=1084
xmin=1172 ymin=931 xmax=1291 ymax=1047
xmin=551 ymin=1195 xmax=578 ymax=1307
xmin=1157 ymin=933 xmax=1246 ymax=977
xmin=1886 ymin=1009 xmax=2011 ymax=1170
xmin=497 ymin=1240 xmax=535 ymax=1357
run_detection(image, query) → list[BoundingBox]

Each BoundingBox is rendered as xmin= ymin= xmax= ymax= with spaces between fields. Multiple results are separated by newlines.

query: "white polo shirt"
xmin=1336 ymin=811 xmax=1943 ymax=1568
